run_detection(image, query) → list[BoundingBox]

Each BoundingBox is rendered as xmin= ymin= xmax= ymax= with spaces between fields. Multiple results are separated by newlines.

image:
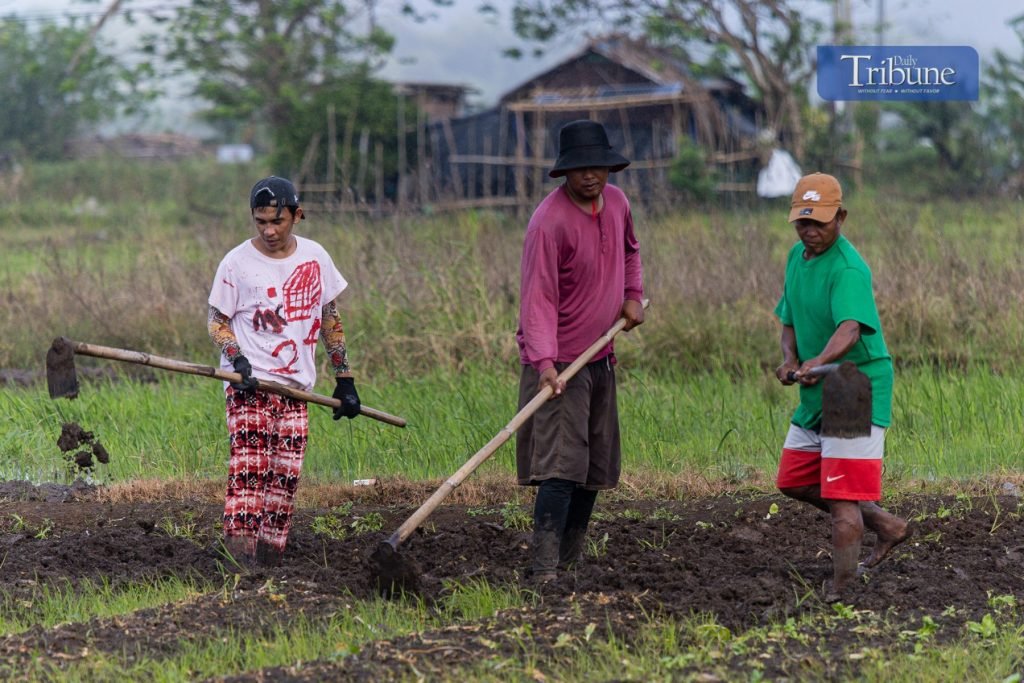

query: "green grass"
xmin=12 ymin=579 xmax=536 ymax=682
xmin=18 ymin=585 xmax=1019 ymax=682
xmin=454 ymin=605 xmax=1024 ymax=682
xmin=3 ymin=364 xmax=1024 ymax=486
xmin=6 ymin=162 xmax=1024 ymax=380
xmin=541 ymin=614 xmax=1024 ymax=683
xmin=0 ymin=576 xmax=209 ymax=635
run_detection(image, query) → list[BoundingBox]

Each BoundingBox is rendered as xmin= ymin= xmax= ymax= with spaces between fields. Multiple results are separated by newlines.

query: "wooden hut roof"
xmin=499 ymin=34 xmax=746 ymax=104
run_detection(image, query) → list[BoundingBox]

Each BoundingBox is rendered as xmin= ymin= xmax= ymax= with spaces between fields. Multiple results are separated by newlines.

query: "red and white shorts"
xmin=776 ymin=424 xmax=885 ymax=501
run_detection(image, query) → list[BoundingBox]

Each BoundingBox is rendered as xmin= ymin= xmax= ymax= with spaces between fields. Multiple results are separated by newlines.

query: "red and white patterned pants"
xmin=223 ymin=388 xmax=309 ymax=554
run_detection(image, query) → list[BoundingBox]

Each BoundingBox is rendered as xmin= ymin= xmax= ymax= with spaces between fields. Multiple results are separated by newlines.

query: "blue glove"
xmin=230 ymin=355 xmax=259 ymax=392
xmin=332 ymin=377 xmax=361 ymax=420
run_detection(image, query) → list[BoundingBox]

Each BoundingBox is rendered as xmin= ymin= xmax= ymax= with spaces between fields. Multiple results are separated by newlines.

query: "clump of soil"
xmin=92 ymin=442 xmax=110 ymax=464
xmin=57 ymin=422 xmax=110 ymax=471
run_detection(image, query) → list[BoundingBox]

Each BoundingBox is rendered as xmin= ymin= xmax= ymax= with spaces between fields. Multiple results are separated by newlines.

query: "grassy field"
xmin=1 ymin=160 xmax=1023 ymax=681
xmin=4 ymin=159 xmax=1024 ymax=485
xmin=3 ymin=364 xmax=1024 ymax=487
xmin=6 ymin=581 xmax=1021 ymax=682
xmin=5 ymin=159 xmax=1024 ymax=375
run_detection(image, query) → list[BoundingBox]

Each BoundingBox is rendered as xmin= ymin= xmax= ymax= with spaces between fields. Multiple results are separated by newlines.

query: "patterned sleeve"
xmin=207 ymin=306 xmax=241 ymax=361
xmin=320 ymin=300 xmax=351 ymax=376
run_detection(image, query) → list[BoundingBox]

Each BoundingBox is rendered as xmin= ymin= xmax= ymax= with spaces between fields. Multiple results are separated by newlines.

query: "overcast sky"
xmin=380 ymin=0 xmax=1023 ymax=105
xmin=7 ymin=0 xmax=1023 ymax=131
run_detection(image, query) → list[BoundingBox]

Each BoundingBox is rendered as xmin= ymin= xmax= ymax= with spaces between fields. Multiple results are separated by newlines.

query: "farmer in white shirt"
xmin=207 ymin=176 xmax=360 ymax=568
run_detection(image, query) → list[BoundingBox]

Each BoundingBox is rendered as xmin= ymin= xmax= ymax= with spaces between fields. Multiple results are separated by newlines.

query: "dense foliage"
xmin=148 ymin=0 xmax=403 ymax=174
xmin=0 ymin=17 xmax=150 ymax=161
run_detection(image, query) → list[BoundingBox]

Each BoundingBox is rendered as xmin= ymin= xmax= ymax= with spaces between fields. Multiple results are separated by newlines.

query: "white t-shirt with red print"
xmin=209 ymin=236 xmax=347 ymax=391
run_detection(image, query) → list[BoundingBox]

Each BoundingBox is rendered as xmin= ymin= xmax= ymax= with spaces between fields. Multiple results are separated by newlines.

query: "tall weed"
xmin=4 ymin=159 xmax=1024 ymax=378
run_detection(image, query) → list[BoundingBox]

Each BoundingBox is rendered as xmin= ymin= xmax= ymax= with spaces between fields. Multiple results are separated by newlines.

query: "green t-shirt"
xmin=774 ymin=234 xmax=893 ymax=429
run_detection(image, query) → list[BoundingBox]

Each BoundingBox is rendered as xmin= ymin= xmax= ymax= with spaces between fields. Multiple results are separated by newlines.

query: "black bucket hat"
xmin=549 ymin=120 xmax=630 ymax=178
xmin=250 ymin=176 xmax=301 ymax=217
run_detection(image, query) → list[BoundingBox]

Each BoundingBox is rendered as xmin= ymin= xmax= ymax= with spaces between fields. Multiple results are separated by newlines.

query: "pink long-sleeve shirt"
xmin=516 ymin=183 xmax=644 ymax=372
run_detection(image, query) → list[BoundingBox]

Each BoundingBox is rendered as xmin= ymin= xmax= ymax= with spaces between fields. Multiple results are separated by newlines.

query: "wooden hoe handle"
xmin=385 ymin=298 xmax=650 ymax=548
xmin=62 ymin=339 xmax=407 ymax=428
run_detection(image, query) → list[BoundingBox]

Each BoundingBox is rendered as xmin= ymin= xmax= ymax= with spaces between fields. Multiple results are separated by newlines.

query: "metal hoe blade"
xmin=369 ymin=540 xmax=421 ymax=598
xmin=821 ymin=361 xmax=872 ymax=438
xmin=46 ymin=337 xmax=80 ymax=400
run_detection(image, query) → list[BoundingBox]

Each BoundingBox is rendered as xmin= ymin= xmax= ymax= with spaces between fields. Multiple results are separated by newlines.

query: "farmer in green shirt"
xmin=774 ymin=172 xmax=911 ymax=602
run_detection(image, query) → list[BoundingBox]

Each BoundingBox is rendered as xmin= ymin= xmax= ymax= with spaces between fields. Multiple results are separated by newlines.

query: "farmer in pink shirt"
xmin=515 ymin=119 xmax=645 ymax=583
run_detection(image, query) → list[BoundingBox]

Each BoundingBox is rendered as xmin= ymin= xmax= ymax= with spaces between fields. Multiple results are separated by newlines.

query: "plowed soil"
xmin=1 ymin=480 xmax=1022 ymax=681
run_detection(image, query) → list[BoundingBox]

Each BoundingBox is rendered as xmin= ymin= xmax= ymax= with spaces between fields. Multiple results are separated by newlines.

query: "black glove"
xmin=332 ymin=376 xmax=361 ymax=420
xmin=230 ymin=355 xmax=259 ymax=392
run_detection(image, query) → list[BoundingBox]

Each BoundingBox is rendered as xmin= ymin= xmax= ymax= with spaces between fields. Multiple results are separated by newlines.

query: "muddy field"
xmin=0 ymin=480 xmax=1022 ymax=681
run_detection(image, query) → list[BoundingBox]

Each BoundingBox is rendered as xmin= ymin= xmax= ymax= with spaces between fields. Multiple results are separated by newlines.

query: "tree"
xmin=151 ymin=0 xmax=396 ymax=162
xmin=980 ymin=13 xmax=1024 ymax=191
xmin=508 ymin=0 xmax=823 ymax=161
xmin=669 ymin=137 xmax=717 ymax=202
xmin=272 ymin=67 xmax=406 ymax=188
xmin=0 ymin=17 xmax=149 ymax=161
xmin=886 ymin=101 xmax=985 ymax=190
xmin=865 ymin=14 xmax=1024 ymax=196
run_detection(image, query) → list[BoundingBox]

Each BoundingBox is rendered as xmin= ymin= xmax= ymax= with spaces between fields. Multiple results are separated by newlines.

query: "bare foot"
xmin=824 ymin=579 xmax=848 ymax=604
xmin=862 ymin=520 xmax=914 ymax=568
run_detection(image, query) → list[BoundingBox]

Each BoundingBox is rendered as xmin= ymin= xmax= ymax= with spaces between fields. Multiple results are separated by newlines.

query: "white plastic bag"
xmin=757 ymin=149 xmax=802 ymax=198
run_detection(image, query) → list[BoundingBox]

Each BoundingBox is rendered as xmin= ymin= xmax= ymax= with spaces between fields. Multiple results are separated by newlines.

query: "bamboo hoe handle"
xmin=386 ymin=298 xmax=650 ymax=548
xmin=62 ymin=339 xmax=407 ymax=428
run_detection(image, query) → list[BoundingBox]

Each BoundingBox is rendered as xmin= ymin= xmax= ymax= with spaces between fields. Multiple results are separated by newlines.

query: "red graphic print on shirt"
xmin=270 ymin=340 xmax=299 ymax=375
xmin=304 ymin=319 xmax=321 ymax=360
xmin=283 ymin=261 xmax=322 ymax=322
xmin=253 ymin=304 xmax=288 ymax=333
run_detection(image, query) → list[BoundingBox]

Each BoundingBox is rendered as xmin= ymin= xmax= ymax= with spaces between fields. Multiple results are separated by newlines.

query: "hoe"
xmin=45 ymin=337 xmax=407 ymax=428
xmin=787 ymin=362 xmax=873 ymax=437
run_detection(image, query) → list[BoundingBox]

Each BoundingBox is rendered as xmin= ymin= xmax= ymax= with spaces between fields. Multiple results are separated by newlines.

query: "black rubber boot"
xmin=531 ymin=479 xmax=575 ymax=582
xmin=530 ymin=529 xmax=560 ymax=584
xmin=558 ymin=487 xmax=598 ymax=570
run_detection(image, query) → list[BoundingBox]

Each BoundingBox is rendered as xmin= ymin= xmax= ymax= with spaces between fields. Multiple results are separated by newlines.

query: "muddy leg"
xmin=222 ymin=490 xmax=259 ymax=568
xmin=255 ymin=539 xmax=283 ymax=567
xmin=827 ymin=500 xmax=863 ymax=602
xmin=223 ymin=534 xmax=256 ymax=568
xmin=779 ymin=485 xmax=830 ymax=513
xmin=558 ymin=487 xmax=598 ymax=570
xmin=782 ymin=485 xmax=905 ymax=554
xmin=256 ymin=486 xmax=296 ymax=567
xmin=859 ymin=501 xmax=911 ymax=568
xmin=532 ymin=479 xmax=575 ymax=581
